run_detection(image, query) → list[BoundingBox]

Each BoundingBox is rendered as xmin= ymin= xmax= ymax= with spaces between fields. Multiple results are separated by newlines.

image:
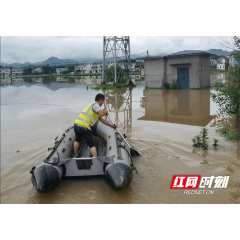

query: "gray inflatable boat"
xmin=30 ymin=120 xmax=134 ymax=193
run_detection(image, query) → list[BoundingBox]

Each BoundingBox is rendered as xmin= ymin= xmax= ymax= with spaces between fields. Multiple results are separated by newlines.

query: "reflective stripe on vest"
xmin=77 ymin=117 xmax=90 ymax=125
xmin=79 ymin=112 xmax=96 ymax=123
xmin=74 ymin=102 xmax=99 ymax=130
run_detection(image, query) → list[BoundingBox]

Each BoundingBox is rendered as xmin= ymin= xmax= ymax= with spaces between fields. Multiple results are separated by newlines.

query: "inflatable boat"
xmin=30 ymin=120 xmax=134 ymax=193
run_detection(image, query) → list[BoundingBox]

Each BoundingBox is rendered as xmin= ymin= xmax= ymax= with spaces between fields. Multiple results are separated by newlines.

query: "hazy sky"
xmin=1 ymin=36 xmax=228 ymax=63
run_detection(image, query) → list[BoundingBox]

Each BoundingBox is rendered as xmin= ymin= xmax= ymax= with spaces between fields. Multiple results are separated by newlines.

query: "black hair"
xmin=95 ymin=93 xmax=105 ymax=102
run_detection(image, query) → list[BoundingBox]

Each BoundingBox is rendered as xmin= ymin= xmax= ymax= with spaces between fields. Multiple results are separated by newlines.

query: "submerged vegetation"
xmin=92 ymin=64 xmax=133 ymax=90
xmin=91 ymin=84 xmax=126 ymax=90
xmin=163 ymin=79 xmax=181 ymax=89
xmin=192 ymin=127 xmax=218 ymax=150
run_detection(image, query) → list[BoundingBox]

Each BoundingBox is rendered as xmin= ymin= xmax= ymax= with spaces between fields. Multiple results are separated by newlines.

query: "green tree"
xmin=234 ymin=36 xmax=240 ymax=142
xmin=67 ymin=65 xmax=75 ymax=72
xmin=42 ymin=64 xmax=51 ymax=74
xmin=104 ymin=64 xmax=128 ymax=86
xmin=234 ymin=36 xmax=240 ymax=62
xmin=23 ymin=67 xmax=34 ymax=75
xmin=211 ymin=36 xmax=240 ymax=142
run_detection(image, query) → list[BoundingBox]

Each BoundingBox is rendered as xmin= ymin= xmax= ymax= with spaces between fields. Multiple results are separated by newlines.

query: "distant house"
xmin=216 ymin=57 xmax=227 ymax=70
xmin=130 ymin=60 xmax=136 ymax=72
xmin=210 ymin=57 xmax=217 ymax=65
xmin=75 ymin=64 xmax=92 ymax=74
xmin=0 ymin=68 xmax=11 ymax=76
xmin=11 ymin=68 xmax=23 ymax=76
xmin=56 ymin=67 xmax=67 ymax=74
xmin=117 ymin=59 xmax=137 ymax=72
xmin=209 ymin=56 xmax=217 ymax=70
xmin=74 ymin=65 xmax=84 ymax=73
xmin=141 ymin=68 xmax=145 ymax=78
xmin=131 ymin=74 xmax=141 ymax=80
xmin=84 ymin=64 xmax=92 ymax=73
xmin=135 ymin=65 xmax=141 ymax=73
xmin=90 ymin=63 xmax=102 ymax=74
xmin=32 ymin=68 xmax=42 ymax=74
xmin=96 ymin=64 xmax=102 ymax=73
xmin=229 ymin=53 xmax=239 ymax=68
xmin=107 ymin=62 xmax=114 ymax=69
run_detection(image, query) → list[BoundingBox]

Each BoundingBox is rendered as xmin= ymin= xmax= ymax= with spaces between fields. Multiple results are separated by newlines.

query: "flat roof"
xmin=137 ymin=52 xmax=216 ymax=60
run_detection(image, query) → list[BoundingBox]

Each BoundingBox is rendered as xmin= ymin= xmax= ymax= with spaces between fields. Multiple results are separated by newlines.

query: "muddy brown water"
xmin=1 ymin=79 xmax=240 ymax=203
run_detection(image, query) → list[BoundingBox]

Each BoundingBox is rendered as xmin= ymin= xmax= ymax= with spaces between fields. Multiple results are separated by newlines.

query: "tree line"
xmin=22 ymin=64 xmax=76 ymax=75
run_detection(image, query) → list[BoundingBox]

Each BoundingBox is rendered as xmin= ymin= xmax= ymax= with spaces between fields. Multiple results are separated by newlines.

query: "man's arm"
xmin=99 ymin=116 xmax=116 ymax=128
xmin=97 ymin=109 xmax=108 ymax=117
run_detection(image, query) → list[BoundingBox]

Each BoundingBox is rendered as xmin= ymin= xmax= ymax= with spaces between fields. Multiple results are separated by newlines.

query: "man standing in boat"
xmin=73 ymin=93 xmax=116 ymax=158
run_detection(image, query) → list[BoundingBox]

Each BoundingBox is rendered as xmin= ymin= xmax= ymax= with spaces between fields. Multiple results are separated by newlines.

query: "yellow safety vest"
xmin=74 ymin=102 xmax=100 ymax=130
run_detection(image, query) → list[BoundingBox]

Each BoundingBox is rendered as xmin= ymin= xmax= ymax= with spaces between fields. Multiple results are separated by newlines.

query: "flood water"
xmin=1 ymin=76 xmax=240 ymax=204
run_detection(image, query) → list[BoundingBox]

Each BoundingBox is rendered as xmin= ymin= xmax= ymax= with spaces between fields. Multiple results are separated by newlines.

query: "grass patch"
xmin=145 ymin=86 xmax=160 ymax=89
xmin=131 ymin=72 xmax=141 ymax=75
xmin=91 ymin=84 xmax=127 ymax=90
xmin=218 ymin=124 xmax=238 ymax=141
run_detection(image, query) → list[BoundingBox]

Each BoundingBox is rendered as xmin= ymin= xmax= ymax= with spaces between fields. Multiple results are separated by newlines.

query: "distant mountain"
xmin=1 ymin=62 xmax=24 ymax=68
xmin=1 ymin=49 xmax=233 ymax=68
xmin=72 ymin=57 xmax=99 ymax=63
xmin=207 ymin=49 xmax=234 ymax=56
xmin=156 ymin=52 xmax=169 ymax=57
xmin=1 ymin=57 xmax=78 ymax=68
xmin=42 ymin=56 xmax=78 ymax=65
xmin=170 ymin=49 xmax=233 ymax=57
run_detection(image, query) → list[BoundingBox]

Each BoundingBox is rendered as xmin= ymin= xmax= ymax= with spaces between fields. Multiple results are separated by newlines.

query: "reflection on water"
xmin=1 ymin=80 xmax=240 ymax=204
xmin=103 ymin=88 xmax=132 ymax=133
xmin=210 ymin=72 xmax=226 ymax=84
xmin=0 ymin=76 xmax=101 ymax=87
xmin=139 ymin=89 xmax=216 ymax=127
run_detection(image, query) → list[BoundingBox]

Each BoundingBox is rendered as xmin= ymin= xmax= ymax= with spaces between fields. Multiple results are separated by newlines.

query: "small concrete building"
xmin=140 ymin=52 xmax=212 ymax=89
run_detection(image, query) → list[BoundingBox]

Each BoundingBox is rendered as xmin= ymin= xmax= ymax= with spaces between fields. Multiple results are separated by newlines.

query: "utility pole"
xmin=102 ymin=36 xmax=105 ymax=83
xmin=114 ymin=36 xmax=117 ymax=83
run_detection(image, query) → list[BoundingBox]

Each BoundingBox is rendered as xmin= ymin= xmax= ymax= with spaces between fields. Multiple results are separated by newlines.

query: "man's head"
xmin=95 ymin=93 xmax=105 ymax=106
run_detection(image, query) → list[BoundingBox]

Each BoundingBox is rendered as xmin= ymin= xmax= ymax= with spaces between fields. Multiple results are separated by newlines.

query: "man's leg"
xmin=74 ymin=124 xmax=83 ymax=158
xmin=84 ymin=129 xmax=97 ymax=157
xmin=73 ymin=141 xmax=80 ymax=158
xmin=90 ymin=146 xmax=97 ymax=158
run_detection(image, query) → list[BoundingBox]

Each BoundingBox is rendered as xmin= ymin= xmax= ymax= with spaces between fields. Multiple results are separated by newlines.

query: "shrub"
xmin=170 ymin=79 xmax=180 ymax=89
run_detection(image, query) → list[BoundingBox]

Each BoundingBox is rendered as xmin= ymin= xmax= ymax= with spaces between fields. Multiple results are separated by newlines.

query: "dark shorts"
xmin=74 ymin=124 xmax=95 ymax=148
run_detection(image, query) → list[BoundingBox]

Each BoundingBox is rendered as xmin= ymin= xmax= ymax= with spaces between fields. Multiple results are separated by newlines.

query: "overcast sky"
xmin=1 ymin=36 xmax=230 ymax=63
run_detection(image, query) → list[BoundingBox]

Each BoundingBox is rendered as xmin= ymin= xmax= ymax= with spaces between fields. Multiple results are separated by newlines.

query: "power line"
xmin=76 ymin=52 xmax=147 ymax=64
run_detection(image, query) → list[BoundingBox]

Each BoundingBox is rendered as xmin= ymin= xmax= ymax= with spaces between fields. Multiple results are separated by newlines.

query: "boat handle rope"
xmin=45 ymin=134 xmax=65 ymax=161
xmin=44 ymin=149 xmax=60 ymax=165
xmin=117 ymin=145 xmax=143 ymax=178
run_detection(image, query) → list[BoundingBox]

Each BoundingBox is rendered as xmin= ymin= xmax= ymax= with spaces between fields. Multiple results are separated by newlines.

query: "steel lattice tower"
xmin=102 ymin=36 xmax=131 ymax=83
